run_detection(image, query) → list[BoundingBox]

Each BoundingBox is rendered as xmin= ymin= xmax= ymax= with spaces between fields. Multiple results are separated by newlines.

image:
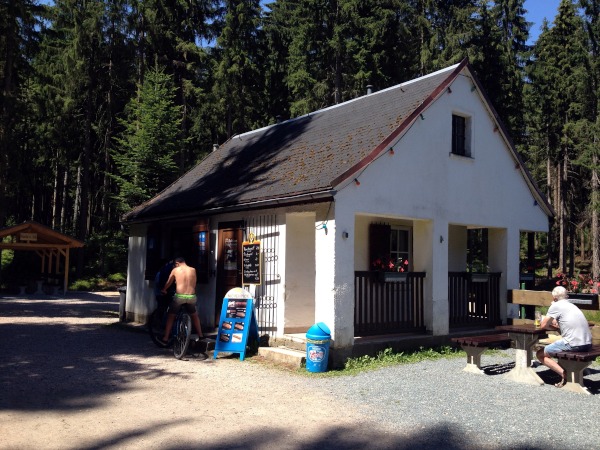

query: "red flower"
xmin=372 ymin=256 xmax=409 ymax=273
xmin=555 ymin=271 xmax=600 ymax=294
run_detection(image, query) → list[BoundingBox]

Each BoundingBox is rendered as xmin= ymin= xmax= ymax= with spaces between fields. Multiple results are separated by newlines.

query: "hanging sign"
xmin=213 ymin=287 xmax=259 ymax=361
xmin=20 ymin=233 xmax=37 ymax=242
xmin=242 ymin=235 xmax=261 ymax=285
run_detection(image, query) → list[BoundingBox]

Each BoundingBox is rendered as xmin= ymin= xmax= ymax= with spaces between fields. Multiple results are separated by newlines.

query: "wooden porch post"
xmin=64 ymin=248 xmax=70 ymax=293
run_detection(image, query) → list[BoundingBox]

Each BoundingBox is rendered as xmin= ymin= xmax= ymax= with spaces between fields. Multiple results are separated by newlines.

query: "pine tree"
xmin=112 ymin=66 xmax=182 ymax=213
xmin=526 ymin=0 xmax=590 ymax=274
xmin=490 ymin=0 xmax=529 ymax=143
xmin=0 ymin=0 xmax=43 ymax=224
xmin=575 ymin=0 xmax=600 ymax=277
xmin=339 ymin=0 xmax=419 ymax=98
xmin=36 ymin=0 xmax=110 ymax=276
xmin=415 ymin=0 xmax=476 ymax=75
xmin=131 ymin=0 xmax=218 ymax=167
xmin=211 ymin=0 xmax=264 ymax=138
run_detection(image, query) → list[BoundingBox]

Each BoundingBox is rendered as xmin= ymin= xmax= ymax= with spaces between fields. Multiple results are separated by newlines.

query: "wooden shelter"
xmin=0 ymin=221 xmax=84 ymax=293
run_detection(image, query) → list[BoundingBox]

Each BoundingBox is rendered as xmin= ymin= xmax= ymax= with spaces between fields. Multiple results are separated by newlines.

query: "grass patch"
xmin=290 ymin=346 xmax=464 ymax=377
xmin=584 ymin=310 xmax=600 ymax=324
xmin=340 ymin=346 xmax=462 ymax=375
xmin=249 ymin=345 xmax=465 ymax=377
xmin=69 ymin=274 xmax=126 ymax=291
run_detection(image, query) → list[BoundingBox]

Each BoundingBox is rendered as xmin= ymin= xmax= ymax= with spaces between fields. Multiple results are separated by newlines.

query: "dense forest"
xmin=1 ymin=0 xmax=599 ymax=282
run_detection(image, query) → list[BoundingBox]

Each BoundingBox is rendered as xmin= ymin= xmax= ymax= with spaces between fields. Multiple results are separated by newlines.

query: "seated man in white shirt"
xmin=536 ymin=286 xmax=592 ymax=388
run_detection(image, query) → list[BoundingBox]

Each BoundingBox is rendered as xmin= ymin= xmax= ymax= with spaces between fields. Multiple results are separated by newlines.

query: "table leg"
xmin=461 ymin=345 xmax=486 ymax=374
xmin=557 ymin=360 xmax=592 ymax=395
xmin=503 ymin=333 xmax=544 ymax=386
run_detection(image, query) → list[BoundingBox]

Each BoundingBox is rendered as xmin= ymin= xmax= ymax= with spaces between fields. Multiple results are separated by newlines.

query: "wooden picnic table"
xmin=495 ymin=324 xmax=548 ymax=386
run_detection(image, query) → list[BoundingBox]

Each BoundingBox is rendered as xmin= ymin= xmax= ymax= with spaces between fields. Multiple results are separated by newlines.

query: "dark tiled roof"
xmin=124 ymin=62 xmax=464 ymax=222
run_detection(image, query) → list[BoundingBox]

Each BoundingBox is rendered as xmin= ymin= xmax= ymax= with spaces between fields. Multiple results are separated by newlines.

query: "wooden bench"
xmin=451 ymin=333 xmax=512 ymax=374
xmin=546 ymin=344 xmax=600 ymax=395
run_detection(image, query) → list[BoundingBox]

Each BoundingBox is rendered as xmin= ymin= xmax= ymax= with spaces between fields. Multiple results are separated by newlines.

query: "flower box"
xmin=378 ymin=271 xmax=408 ymax=283
xmin=470 ymin=273 xmax=489 ymax=283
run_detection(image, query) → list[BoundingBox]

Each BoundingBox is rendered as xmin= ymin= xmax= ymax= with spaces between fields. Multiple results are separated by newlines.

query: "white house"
xmin=122 ymin=59 xmax=553 ymax=365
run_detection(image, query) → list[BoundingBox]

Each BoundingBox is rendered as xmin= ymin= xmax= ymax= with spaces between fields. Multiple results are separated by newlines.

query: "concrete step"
xmin=258 ymin=346 xmax=306 ymax=368
xmin=268 ymin=334 xmax=306 ymax=352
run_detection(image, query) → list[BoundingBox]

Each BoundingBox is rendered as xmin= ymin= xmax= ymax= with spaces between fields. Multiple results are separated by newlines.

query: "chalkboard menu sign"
xmin=242 ymin=240 xmax=261 ymax=285
xmin=213 ymin=287 xmax=259 ymax=361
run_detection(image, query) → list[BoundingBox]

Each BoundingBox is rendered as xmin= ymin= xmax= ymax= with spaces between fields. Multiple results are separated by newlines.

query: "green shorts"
xmin=169 ymin=294 xmax=197 ymax=314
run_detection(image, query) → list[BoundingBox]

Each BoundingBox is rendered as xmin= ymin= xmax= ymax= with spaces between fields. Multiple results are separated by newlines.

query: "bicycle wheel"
xmin=148 ymin=308 xmax=170 ymax=348
xmin=173 ymin=312 xmax=191 ymax=359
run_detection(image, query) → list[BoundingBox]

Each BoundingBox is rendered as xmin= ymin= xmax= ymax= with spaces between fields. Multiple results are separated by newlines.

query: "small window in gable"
xmin=452 ymin=114 xmax=471 ymax=157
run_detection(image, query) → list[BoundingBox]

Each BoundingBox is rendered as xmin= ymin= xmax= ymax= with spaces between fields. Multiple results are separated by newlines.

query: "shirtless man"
xmin=159 ymin=257 xmax=203 ymax=344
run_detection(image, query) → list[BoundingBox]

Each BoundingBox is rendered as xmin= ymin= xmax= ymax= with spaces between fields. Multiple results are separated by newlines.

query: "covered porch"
xmin=351 ymin=214 xmax=511 ymax=339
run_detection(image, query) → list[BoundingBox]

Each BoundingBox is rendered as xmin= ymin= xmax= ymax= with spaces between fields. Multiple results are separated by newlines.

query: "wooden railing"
xmin=448 ymin=272 xmax=502 ymax=328
xmin=354 ymin=271 xmax=502 ymax=336
xmin=354 ymin=271 xmax=426 ymax=336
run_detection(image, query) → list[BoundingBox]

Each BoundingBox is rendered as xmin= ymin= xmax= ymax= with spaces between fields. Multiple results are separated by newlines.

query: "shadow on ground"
xmin=0 ymin=293 xmax=174 ymax=412
xmin=80 ymin=421 xmax=549 ymax=450
xmin=0 ymin=295 xmax=593 ymax=449
xmin=482 ymin=362 xmax=600 ymax=394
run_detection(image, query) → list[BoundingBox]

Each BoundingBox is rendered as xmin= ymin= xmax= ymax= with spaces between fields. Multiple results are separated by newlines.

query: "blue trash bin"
xmin=306 ymin=322 xmax=331 ymax=373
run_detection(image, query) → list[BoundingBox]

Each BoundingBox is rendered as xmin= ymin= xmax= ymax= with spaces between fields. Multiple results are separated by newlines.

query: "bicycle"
xmin=148 ymin=304 xmax=193 ymax=359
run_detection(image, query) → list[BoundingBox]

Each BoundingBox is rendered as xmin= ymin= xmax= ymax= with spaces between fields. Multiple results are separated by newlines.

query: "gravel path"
xmin=1 ymin=292 xmax=599 ymax=449
xmin=314 ymin=352 xmax=600 ymax=449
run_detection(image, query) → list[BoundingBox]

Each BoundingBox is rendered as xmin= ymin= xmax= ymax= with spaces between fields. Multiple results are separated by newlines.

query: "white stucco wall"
xmin=314 ymin=207 xmax=342 ymax=344
xmin=330 ymin=67 xmax=550 ymax=343
xmin=284 ymin=212 xmax=316 ymax=331
xmin=126 ymin=223 xmax=155 ymax=322
xmin=336 ymin=72 xmax=548 ymax=231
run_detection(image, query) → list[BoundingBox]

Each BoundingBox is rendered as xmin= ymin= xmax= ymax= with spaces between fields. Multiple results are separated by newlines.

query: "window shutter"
xmin=369 ymin=223 xmax=391 ymax=269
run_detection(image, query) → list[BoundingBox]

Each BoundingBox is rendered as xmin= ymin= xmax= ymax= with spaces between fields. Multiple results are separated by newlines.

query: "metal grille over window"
xmin=246 ymin=215 xmax=279 ymax=337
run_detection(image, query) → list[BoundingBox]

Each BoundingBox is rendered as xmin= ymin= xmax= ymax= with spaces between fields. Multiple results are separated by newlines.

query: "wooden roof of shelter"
xmin=0 ymin=221 xmax=84 ymax=250
xmin=0 ymin=221 xmax=84 ymax=294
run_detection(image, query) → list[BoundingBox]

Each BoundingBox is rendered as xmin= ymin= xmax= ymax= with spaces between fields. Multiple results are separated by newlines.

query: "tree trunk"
xmin=593 ymin=153 xmax=599 ymax=279
xmin=546 ymin=155 xmax=553 ymax=278
xmin=0 ymin=1 xmax=18 ymax=226
xmin=76 ymin=87 xmax=93 ymax=277
xmin=73 ymin=163 xmax=81 ymax=236
xmin=558 ymin=160 xmax=566 ymax=273
xmin=60 ymin=169 xmax=68 ymax=233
